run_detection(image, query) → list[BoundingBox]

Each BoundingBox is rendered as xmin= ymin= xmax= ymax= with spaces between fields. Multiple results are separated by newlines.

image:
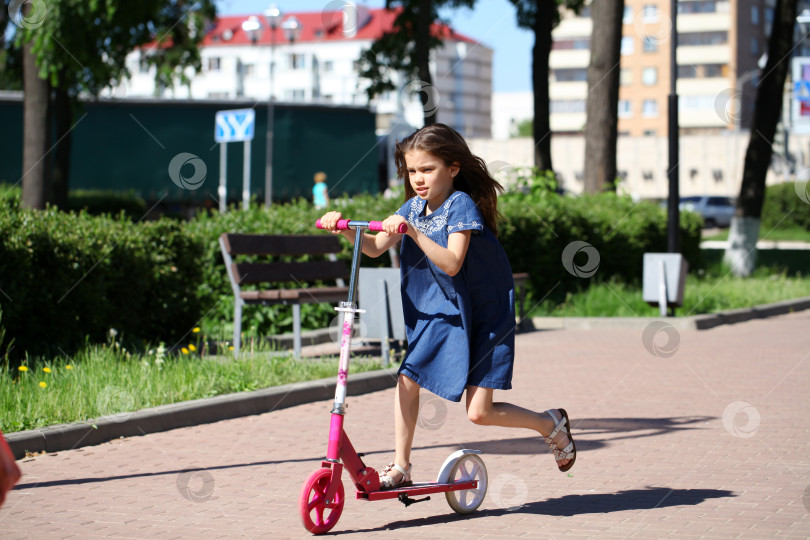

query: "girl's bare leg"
xmin=465 ymin=386 xmax=572 ymax=469
xmin=386 ymin=374 xmax=420 ymax=482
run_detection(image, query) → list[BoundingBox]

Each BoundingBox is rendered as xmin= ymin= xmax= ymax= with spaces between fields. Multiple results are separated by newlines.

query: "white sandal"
xmin=379 ymin=463 xmax=413 ymax=490
xmin=543 ymin=408 xmax=577 ymax=472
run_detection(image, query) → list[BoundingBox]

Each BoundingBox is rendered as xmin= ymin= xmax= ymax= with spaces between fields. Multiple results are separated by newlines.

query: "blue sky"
xmin=214 ymin=0 xmax=535 ymax=92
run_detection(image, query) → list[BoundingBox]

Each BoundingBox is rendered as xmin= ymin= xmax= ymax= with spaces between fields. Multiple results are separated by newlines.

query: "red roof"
xmin=202 ymin=7 xmax=478 ymax=47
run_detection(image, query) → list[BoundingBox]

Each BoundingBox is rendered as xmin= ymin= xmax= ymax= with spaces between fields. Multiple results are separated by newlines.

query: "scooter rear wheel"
xmin=445 ymin=453 xmax=488 ymax=514
xmin=299 ymin=467 xmax=345 ymax=534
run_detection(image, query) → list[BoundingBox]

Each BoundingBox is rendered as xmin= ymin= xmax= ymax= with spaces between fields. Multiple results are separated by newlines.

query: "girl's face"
xmin=404 ymin=150 xmax=459 ymax=210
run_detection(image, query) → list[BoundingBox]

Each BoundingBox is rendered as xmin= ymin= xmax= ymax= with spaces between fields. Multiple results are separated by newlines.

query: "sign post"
xmin=215 ymin=108 xmax=256 ymax=212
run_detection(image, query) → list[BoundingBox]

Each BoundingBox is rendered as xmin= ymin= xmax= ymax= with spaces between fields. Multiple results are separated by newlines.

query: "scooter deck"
xmin=357 ymin=479 xmax=478 ymax=501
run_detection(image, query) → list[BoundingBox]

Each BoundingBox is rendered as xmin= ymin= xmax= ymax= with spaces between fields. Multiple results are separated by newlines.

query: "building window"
xmin=552 ymin=37 xmax=591 ymax=50
xmin=643 ymin=35 xmax=659 ymax=53
xmin=621 ymin=36 xmax=635 ymax=55
xmin=289 ymin=54 xmax=305 ymax=69
xmin=643 ymin=129 xmax=657 ymax=136
xmin=243 ymin=64 xmax=255 ymax=76
xmin=623 ymin=6 xmax=634 ymax=23
xmin=206 ymin=57 xmax=221 ymax=72
xmin=208 ymin=91 xmax=229 ymax=99
xmin=642 ymin=5 xmax=659 ymax=22
xmin=679 ymin=94 xmax=716 ymax=111
xmin=703 ymin=64 xmax=726 ymax=77
xmin=751 ymin=37 xmax=759 ymax=55
xmin=642 ymin=67 xmax=658 ymax=85
xmin=139 ymin=57 xmax=150 ymax=74
xmin=678 ymin=65 xmax=698 ymax=78
xmin=286 ymin=89 xmax=305 ymax=101
xmin=553 ymin=68 xmax=588 ymax=82
xmin=642 ymin=99 xmax=658 ymax=117
xmin=678 ymin=1 xmax=719 ymax=14
xmin=679 ymin=31 xmax=728 ymax=46
xmin=751 ymin=5 xmax=759 ymax=24
xmin=550 ymin=99 xmax=586 ymax=113
xmin=323 ymin=60 xmax=334 ymax=72
xmin=620 ymin=68 xmax=633 ymax=86
xmin=618 ymin=99 xmax=632 ymax=118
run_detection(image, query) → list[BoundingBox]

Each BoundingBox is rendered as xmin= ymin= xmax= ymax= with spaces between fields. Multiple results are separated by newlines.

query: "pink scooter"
xmin=300 ymin=219 xmax=488 ymax=535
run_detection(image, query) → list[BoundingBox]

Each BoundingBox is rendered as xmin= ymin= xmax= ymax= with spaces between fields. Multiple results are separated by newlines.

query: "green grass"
xmin=0 ymin=343 xmax=383 ymax=434
xmin=703 ymin=227 xmax=810 ymax=243
xmin=529 ymin=266 xmax=810 ymax=317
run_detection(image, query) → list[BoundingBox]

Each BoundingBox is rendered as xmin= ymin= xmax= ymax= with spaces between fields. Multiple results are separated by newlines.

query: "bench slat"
xmin=240 ymin=286 xmax=349 ymax=305
xmin=233 ymin=261 xmax=349 ymax=285
xmin=221 ymin=233 xmax=342 ymax=256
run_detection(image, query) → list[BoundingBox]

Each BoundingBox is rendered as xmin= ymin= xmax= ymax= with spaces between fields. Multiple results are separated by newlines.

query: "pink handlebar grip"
xmin=315 ymin=219 xmax=408 ymax=234
xmin=369 ymin=221 xmax=408 ymax=234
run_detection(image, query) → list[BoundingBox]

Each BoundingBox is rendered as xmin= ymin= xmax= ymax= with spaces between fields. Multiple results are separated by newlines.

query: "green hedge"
xmin=0 ymin=207 xmax=204 ymax=360
xmin=498 ymin=183 xmax=703 ymax=305
xmin=0 ymin=184 xmax=703 ymax=359
xmin=762 ymin=181 xmax=810 ymax=231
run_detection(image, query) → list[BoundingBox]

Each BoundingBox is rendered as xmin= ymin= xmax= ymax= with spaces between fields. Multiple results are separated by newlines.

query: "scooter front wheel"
xmin=299 ymin=467 xmax=345 ymax=534
xmin=445 ymin=453 xmax=488 ymax=514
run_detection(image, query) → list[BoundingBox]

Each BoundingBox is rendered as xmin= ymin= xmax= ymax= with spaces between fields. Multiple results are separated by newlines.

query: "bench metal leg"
xmin=293 ymin=304 xmax=301 ymax=359
xmin=233 ymin=300 xmax=242 ymax=357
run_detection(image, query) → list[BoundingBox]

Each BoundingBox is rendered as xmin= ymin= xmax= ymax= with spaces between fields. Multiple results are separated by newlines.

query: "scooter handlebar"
xmin=316 ymin=219 xmax=408 ymax=234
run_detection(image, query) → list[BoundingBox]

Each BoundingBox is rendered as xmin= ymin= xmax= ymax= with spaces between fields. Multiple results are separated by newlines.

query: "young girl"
xmin=319 ymin=123 xmax=576 ymax=489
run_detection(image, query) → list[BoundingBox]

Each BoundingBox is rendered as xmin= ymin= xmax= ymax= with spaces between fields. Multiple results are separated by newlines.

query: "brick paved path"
xmin=2 ymin=312 xmax=809 ymax=539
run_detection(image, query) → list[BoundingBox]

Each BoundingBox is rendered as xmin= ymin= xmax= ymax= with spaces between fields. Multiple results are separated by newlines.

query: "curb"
xmin=527 ymin=296 xmax=810 ymax=331
xmin=6 ymin=296 xmax=810 ymax=460
xmin=6 ymin=367 xmax=399 ymax=460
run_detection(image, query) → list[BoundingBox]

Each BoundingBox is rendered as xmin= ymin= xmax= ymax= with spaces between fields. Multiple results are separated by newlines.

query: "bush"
xmin=499 ymin=178 xmax=703 ymax=305
xmin=0 ymin=207 xmax=204 ymax=360
xmin=762 ymin=181 xmax=810 ymax=231
xmin=65 ymin=189 xmax=148 ymax=220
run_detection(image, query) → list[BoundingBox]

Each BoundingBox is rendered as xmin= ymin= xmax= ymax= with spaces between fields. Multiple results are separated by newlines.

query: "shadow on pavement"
xmin=336 ymin=486 xmax=736 ymax=534
xmin=14 ymin=416 xmax=713 ymax=490
xmin=431 ymin=416 xmax=714 ymax=455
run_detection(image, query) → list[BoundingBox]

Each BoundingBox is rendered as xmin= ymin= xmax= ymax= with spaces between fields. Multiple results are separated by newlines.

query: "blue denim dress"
xmin=395 ymin=192 xmax=515 ymax=402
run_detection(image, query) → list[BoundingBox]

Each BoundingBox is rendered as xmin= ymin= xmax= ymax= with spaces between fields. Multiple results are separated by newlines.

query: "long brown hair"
xmin=394 ymin=124 xmax=504 ymax=236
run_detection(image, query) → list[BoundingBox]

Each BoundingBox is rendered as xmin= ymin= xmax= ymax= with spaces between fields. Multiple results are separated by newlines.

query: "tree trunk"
xmin=51 ymin=84 xmax=73 ymax=209
xmin=531 ymin=0 xmax=554 ymax=171
xmin=21 ymin=40 xmax=51 ymax=210
xmin=583 ymin=0 xmax=623 ymax=193
xmin=415 ymin=0 xmax=436 ymax=126
xmin=724 ymin=0 xmax=797 ymax=276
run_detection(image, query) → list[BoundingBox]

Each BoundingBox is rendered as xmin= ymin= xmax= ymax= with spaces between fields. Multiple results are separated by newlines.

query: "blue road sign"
xmin=215 ymin=109 xmax=256 ymax=143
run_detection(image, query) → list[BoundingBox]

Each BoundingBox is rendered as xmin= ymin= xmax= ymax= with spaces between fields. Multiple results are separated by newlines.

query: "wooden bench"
xmin=219 ymin=233 xmax=350 ymax=358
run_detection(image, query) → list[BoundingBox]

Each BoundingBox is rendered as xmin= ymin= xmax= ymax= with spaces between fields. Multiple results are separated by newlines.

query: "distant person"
xmin=313 ymin=171 xmax=329 ymax=209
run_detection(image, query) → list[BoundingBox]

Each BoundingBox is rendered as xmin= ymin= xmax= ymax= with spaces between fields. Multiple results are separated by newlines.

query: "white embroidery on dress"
xmin=406 ymin=192 xmax=483 ymax=236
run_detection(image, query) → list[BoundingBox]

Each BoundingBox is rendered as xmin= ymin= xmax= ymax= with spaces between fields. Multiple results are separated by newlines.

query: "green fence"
xmin=0 ymin=95 xmax=381 ymax=204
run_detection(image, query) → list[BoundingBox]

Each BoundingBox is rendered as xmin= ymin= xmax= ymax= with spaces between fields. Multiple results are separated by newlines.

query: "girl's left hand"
xmin=381 ymin=215 xmax=409 ymax=237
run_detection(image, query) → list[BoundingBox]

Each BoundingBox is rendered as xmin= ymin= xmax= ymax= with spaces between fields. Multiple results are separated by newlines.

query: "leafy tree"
xmin=724 ymin=0 xmax=798 ymax=275
xmin=509 ymin=0 xmax=586 ymax=172
xmin=582 ymin=0 xmax=624 ymax=193
xmin=514 ymin=118 xmax=533 ymax=138
xmin=357 ymin=0 xmax=475 ymax=127
xmin=12 ymin=0 xmax=216 ymax=209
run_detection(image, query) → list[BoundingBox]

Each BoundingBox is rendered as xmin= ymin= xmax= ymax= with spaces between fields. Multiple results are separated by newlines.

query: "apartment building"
xmin=118 ymin=3 xmax=493 ymax=138
xmin=549 ymin=0 xmax=775 ymax=136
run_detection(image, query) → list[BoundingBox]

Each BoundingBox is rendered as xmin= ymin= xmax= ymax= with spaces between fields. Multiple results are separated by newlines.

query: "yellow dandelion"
xmin=192 ymin=327 xmax=201 ymax=333
xmin=181 ymin=347 xmax=189 ymax=355
xmin=43 ymin=367 xmax=52 ymax=373
xmin=188 ymin=344 xmax=197 ymax=352
xmin=65 ymin=365 xmax=73 ymax=370
xmin=18 ymin=365 xmax=29 ymax=372
xmin=39 ymin=381 xmax=47 ymax=388
xmin=228 ymin=346 xmax=234 ymax=351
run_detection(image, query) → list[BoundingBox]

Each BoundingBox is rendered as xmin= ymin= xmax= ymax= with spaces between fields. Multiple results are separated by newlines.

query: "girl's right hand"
xmin=319 ymin=211 xmax=343 ymax=233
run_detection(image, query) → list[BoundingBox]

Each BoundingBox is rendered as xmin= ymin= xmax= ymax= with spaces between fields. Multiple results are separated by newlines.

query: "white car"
xmin=679 ymin=196 xmax=736 ymax=228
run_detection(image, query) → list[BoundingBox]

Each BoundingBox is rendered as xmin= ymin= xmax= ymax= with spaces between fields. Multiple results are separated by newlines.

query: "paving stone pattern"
xmin=2 ymin=312 xmax=809 ymax=539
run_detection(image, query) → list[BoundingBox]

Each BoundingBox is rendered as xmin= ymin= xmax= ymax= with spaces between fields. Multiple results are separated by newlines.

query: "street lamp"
xmin=263 ymin=4 xmax=281 ymax=207
xmin=281 ymin=15 xmax=302 ymax=44
xmin=241 ymin=15 xmax=262 ymax=43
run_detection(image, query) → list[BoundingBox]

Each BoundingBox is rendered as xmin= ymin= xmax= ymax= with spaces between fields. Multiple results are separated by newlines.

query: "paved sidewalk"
xmin=2 ymin=312 xmax=809 ymax=539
